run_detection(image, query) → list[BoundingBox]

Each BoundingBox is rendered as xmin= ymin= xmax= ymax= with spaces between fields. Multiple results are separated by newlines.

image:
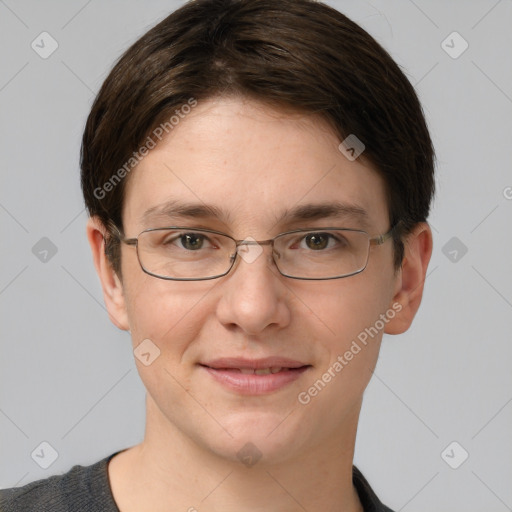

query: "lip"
xmin=202 ymin=357 xmax=308 ymax=370
xmin=199 ymin=357 xmax=311 ymax=395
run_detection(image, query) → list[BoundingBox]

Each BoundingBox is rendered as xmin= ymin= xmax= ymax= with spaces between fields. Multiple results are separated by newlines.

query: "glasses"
xmin=109 ymin=224 xmax=396 ymax=281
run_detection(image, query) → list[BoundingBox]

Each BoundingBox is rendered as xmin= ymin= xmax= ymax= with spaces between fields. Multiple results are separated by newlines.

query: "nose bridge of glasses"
xmin=234 ymin=238 xmax=273 ymax=255
xmin=235 ymin=238 xmax=273 ymax=247
xmin=231 ymin=238 xmax=281 ymax=267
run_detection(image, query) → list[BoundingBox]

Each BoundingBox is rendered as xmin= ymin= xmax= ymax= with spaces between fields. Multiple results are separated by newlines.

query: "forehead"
xmin=122 ymin=97 xmax=389 ymax=234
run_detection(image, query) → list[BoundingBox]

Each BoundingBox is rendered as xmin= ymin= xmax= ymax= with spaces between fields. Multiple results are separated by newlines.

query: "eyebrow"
xmin=141 ymin=199 xmax=371 ymax=229
xmin=142 ymin=200 xmax=232 ymax=224
xmin=274 ymin=202 xmax=370 ymax=228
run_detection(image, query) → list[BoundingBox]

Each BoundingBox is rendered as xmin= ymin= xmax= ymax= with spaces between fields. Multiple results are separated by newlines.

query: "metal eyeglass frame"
xmin=106 ymin=221 xmax=399 ymax=281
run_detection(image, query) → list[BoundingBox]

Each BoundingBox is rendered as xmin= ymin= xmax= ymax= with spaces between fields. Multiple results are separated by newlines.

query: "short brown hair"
xmin=81 ymin=0 xmax=435 ymax=274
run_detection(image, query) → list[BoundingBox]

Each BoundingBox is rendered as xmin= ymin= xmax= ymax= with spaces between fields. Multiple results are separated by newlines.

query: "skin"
xmin=87 ymin=96 xmax=432 ymax=512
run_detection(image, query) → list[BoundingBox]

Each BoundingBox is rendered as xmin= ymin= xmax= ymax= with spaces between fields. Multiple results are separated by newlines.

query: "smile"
xmin=199 ymin=359 xmax=311 ymax=395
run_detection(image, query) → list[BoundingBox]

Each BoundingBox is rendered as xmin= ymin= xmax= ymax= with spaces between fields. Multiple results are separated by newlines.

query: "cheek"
xmin=292 ymin=289 xmax=388 ymax=431
xmin=309 ymin=270 xmax=393 ymax=343
xmin=308 ymin=273 xmax=395 ymax=378
xmin=122 ymin=267 xmax=213 ymax=358
xmin=123 ymin=279 xmax=216 ymax=413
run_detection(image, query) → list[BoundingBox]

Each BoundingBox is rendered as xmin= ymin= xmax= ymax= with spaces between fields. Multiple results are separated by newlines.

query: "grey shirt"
xmin=0 ymin=451 xmax=395 ymax=511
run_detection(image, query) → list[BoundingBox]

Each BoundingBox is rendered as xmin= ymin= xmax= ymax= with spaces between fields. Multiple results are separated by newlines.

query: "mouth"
xmin=199 ymin=357 xmax=311 ymax=395
xmin=205 ymin=366 xmax=299 ymax=375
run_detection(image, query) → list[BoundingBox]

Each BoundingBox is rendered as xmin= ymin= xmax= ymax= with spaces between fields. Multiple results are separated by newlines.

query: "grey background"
xmin=1 ymin=1 xmax=511 ymax=510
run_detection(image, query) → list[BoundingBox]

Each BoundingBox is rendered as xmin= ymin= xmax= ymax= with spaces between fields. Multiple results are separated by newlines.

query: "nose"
xmin=215 ymin=243 xmax=291 ymax=336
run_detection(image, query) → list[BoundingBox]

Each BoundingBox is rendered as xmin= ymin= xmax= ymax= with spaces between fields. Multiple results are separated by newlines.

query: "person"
xmin=0 ymin=0 xmax=434 ymax=510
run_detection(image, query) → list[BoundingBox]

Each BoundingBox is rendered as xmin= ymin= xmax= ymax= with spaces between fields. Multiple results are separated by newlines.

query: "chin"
xmin=199 ymin=411 xmax=310 ymax=467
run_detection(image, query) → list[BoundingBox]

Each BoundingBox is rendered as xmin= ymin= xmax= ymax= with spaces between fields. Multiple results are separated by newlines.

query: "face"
xmin=110 ymin=97 xmax=403 ymax=464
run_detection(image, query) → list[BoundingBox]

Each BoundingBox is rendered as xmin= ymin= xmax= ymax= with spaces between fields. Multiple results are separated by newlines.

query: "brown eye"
xmin=303 ymin=233 xmax=330 ymax=250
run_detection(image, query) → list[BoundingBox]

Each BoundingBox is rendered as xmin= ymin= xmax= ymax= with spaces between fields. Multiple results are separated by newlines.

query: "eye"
xmin=300 ymin=232 xmax=340 ymax=251
xmin=163 ymin=232 xmax=212 ymax=251
xmin=180 ymin=233 xmax=206 ymax=250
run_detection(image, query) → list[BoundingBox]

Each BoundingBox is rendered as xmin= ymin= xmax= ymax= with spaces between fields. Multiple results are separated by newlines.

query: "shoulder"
xmin=0 ymin=452 xmax=120 ymax=512
xmin=353 ymin=465 xmax=395 ymax=512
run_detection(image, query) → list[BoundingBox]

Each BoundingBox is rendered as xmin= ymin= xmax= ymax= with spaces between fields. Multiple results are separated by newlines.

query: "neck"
xmin=108 ymin=396 xmax=364 ymax=512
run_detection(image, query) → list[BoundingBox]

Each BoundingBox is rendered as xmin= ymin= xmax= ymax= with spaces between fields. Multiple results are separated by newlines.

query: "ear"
xmin=86 ymin=216 xmax=130 ymax=331
xmin=385 ymin=222 xmax=433 ymax=335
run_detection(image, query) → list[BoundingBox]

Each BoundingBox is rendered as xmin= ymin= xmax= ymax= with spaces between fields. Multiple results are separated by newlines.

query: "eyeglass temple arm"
xmin=105 ymin=220 xmax=137 ymax=245
xmin=369 ymin=221 xmax=401 ymax=246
